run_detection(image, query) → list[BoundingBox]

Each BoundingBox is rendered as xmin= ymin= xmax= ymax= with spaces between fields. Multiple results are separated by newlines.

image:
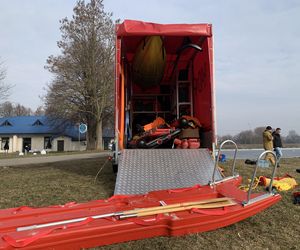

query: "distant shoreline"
xmin=220 ymin=147 xmax=300 ymax=159
xmin=222 ymin=147 xmax=300 ymax=151
xmin=219 ymin=143 xmax=300 ymax=149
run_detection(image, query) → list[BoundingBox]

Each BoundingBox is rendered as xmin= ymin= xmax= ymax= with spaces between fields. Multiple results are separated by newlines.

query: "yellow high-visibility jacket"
xmin=263 ymin=130 xmax=273 ymax=150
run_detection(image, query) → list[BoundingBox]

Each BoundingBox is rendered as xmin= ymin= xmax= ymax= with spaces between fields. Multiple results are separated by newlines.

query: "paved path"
xmin=0 ymin=152 xmax=110 ymax=167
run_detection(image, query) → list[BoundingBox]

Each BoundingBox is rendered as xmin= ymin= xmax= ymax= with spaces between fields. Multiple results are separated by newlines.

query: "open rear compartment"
xmin=115 ymin=20 xmax=215 ymax=152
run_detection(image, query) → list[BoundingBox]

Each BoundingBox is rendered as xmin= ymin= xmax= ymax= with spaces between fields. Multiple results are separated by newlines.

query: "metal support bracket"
xmin=210 ymin=140 xmax=238 ymax=186
xmin=243 ymin=150 xmax=278 ymax=206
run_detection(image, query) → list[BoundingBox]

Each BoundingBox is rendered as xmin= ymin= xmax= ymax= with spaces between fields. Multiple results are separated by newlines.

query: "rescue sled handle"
xmin=210 ymin=140 xmax=238 ymax=185
xmin=243 ymin=150 xmax=278 ymax=206
xmin=17 ymin=197 xmax=234 ymax=232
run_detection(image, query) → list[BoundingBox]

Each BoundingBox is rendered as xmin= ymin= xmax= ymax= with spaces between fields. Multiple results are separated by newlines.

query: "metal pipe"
xmin=211 ymin=140 xmax=238 ymax=185
xmin=17 ymin=211 xmax=123 ymax=232
xmin=244 ymin=150 xmax=278 ymax=205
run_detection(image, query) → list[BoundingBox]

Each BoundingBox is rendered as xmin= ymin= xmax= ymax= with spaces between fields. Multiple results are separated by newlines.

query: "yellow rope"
xmin=239 ymin=176 xmax=262 ymax=191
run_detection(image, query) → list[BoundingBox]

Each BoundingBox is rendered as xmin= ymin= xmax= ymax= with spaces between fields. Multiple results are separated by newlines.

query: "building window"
xmin=0 ymin=120 xmax=12 ymax=126
xmin=33 ymin=119 xmax=44 ymax=126
xmin=44 ymin=137 xmax=52 ymax=149
xmin=1 ymin=137 xmax=9 ymax=150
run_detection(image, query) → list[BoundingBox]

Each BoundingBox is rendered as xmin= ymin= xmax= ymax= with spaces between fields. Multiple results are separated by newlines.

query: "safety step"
xmin=114 ymin=149 xmax=223 ymax=195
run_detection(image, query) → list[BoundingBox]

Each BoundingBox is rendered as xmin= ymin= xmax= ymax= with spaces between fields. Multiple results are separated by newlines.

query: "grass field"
xmin=0 ymin=157 xmax=299 ymax=249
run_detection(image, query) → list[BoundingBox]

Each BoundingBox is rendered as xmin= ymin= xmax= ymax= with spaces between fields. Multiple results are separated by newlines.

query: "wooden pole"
xmin=120 ymin=200 xmax=236 ymax=218
xmin=122 ymin=197 xmax=233 ymax=215
xmin=17 ymin=197 xmax=236 ymax=232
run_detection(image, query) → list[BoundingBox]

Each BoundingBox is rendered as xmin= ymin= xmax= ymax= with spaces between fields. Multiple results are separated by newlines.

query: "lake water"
xmin=220 ymin=148 xmax=300 ymax=160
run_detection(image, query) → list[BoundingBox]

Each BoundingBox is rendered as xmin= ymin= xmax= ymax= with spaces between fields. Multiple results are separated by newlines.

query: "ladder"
xmin=176 ymin=70 xmax=193 ymax=118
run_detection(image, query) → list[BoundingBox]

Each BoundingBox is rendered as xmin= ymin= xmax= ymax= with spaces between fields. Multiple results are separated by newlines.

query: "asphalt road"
xmin=0 ymin=152 xmax=110 ymax=167
xmin=2 ymin=148 xmax=299 ymax=167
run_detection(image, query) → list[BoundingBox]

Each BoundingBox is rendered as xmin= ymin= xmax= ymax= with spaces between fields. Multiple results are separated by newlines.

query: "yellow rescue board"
xmin=132 ymin=36 xmax=166 ymax=88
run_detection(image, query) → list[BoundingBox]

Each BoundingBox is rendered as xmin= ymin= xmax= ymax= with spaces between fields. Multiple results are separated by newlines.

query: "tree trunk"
xmin=86 ymin=116 xmax=97 ymax=150
xmin=96 ymin=119 xmax=103 ymax=150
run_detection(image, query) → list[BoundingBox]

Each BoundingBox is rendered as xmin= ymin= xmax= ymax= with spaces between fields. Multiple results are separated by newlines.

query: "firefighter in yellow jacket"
xmin=263 ymin=126 xmax=275 ymax=165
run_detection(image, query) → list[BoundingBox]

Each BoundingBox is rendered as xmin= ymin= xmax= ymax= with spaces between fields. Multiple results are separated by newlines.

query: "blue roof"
xmin=0 ymin=116 xmax=83 ymax=140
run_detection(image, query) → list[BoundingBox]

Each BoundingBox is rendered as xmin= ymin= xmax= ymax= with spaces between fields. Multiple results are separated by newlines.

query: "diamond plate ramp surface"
xmin=114 ymin=149 xmax=223 ymax=195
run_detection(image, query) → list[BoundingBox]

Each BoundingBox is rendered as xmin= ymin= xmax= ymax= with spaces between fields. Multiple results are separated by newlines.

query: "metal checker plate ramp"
xmin=114 ymin=149 xmax=223 ymax=195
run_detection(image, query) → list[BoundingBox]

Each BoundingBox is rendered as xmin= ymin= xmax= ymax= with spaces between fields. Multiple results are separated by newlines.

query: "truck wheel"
xmin=112 ymin=164 xmax=118 ymax=173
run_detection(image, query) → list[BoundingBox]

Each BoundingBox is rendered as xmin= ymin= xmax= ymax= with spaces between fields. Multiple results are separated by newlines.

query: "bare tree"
xmin=219 ymin=127 xmax=300 ymax=145
xmin=285 ymin=130 xmax=300 ymax=143
xmin=14 ymin=103 xmax=33 ymax=116
xmin=0 ymin=101 xmax=33 ymax=117
xmin=0 ymin=101 xmax=14 ymax=117
xmin=218 ymin=134 xmax=233 ymax=144
xmin=233 ymin=130 xmax=254 ymax=144
xmin=34 ymin=106 xmax=45 ymax=116
xmin=0 ymin=60 xmax=11 ymax=102
xmin=44 ymin=0 xmax=114 ymax=150
xmin=252 ymin=126 xmax=265 ymax=144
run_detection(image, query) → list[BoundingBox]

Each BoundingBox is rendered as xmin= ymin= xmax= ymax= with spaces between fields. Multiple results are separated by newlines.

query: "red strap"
xmin=106 ymin=195 xmax=133 ymax=201
xmin=48 ymin=202 xmax=77 ymax=208
xmin=2 ymin=217 xmax=94 ymax=248
xmin=13 ymin=202 xmax=78 ymax=214
xmin=129 ymin=213 xmax=165 ymax=226
xmin=168 ymin=184 xmax=202 ymax=193
xmin=191 ymin=207 xmax=230 ymax=216
xmin=13 ymin=206 xmax=33 ymax=213
xmin=14 ymin=195 xmax=134 ymax=213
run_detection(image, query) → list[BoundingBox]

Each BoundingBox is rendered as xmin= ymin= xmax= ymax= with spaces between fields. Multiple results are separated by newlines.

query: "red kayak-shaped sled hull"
xmin=0 ymin=177 xmax=281 ymax=249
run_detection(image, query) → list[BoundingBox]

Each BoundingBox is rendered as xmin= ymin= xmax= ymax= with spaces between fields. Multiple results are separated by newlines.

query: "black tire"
xmin=112 ymin=164 xmax=118 ymax=173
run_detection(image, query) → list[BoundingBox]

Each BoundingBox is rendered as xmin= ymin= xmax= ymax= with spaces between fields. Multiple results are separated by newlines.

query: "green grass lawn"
xmin=0 ymin=157 xmax=299 ymax=249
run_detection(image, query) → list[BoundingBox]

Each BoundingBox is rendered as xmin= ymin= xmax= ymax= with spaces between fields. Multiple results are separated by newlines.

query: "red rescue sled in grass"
xmin=0 ymin=176 xmax=281 ymax=250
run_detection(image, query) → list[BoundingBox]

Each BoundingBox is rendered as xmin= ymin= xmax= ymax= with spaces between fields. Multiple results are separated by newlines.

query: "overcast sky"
xmin=0 ymin=0 xmax=299 ymax=136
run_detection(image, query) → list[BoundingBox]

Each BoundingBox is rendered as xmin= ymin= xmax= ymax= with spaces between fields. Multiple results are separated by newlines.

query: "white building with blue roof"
xmin=0 ymin=116 xmax=87 ymax=153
